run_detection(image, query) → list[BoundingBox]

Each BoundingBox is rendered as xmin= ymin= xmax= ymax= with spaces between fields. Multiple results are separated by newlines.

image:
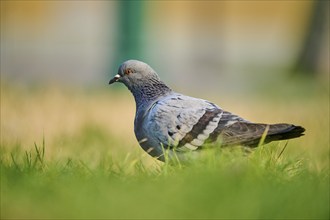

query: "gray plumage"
xmin=109 ymin=60 xmax=305 ymax=161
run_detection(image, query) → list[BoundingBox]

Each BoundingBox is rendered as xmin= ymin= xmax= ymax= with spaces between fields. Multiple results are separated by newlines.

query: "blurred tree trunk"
xmin=115 ymin=1 xmax=144 ymax=65
xmin=293 ymin=0 xmax=328 ymax=75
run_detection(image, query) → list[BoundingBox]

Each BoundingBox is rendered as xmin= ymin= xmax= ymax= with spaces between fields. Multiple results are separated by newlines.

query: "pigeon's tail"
xmin=220 ymin=123 xmax=305 ymax=148
xmin=266 ymin=124 xmax=305 ymax=141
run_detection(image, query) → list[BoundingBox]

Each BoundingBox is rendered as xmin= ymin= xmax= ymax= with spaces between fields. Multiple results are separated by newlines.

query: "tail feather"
xmin=220 ymin=122 xmax=305 ymax=147
xmin=266 ymin=124 xmax=305 ymax=141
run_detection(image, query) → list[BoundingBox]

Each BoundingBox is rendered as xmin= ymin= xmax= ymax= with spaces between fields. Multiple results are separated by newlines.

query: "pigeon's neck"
xmin=129 ymin=80 xmax=172 ymax=108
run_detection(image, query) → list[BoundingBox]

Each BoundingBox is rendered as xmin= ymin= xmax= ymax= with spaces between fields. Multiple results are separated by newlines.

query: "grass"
xmin=1 ymin=80 xmax=329 ymax=219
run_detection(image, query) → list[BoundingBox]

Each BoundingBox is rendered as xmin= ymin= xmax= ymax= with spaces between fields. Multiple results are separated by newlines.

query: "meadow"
xmin=1 ymin=78 xmax=329 ymax=219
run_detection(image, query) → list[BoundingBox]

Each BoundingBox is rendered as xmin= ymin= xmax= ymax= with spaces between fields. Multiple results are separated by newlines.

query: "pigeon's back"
xmin=135 ymin=93 xmax=247 ymax=156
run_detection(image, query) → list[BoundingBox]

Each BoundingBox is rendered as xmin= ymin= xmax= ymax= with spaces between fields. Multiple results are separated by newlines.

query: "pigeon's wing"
xmin=143 ymin=94 xmax=304 ymax=152
xmin=145 ymin=94 xmax=247 ymax=151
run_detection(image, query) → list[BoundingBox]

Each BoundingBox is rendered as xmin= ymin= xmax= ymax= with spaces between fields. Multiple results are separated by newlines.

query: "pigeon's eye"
xmin=125 ymin=68 xmax=133 ymax=75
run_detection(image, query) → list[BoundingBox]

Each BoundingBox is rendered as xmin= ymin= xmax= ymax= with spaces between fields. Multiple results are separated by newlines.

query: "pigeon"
xmin=109 ymin=60 xmax=305 ymax=161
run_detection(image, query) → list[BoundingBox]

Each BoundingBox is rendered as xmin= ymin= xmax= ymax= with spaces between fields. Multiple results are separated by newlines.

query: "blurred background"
xmin=1 ymin=1 xmax=328 ymax=88
xmin=1 ymin=1 xmax=329 ymax=160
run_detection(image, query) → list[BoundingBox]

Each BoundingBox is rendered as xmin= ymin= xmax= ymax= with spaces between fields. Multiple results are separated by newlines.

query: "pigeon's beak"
xmin=109 ymin=74 xmax=121 ymax=84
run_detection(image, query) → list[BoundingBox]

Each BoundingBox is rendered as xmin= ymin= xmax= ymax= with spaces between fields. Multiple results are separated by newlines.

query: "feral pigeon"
xmin=109 ymin=60 xmax=305 ymax=161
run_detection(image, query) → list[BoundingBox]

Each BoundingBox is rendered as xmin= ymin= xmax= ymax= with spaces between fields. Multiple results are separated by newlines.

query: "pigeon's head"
xmin=109 ymin=60 xmax=161 ymax=89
